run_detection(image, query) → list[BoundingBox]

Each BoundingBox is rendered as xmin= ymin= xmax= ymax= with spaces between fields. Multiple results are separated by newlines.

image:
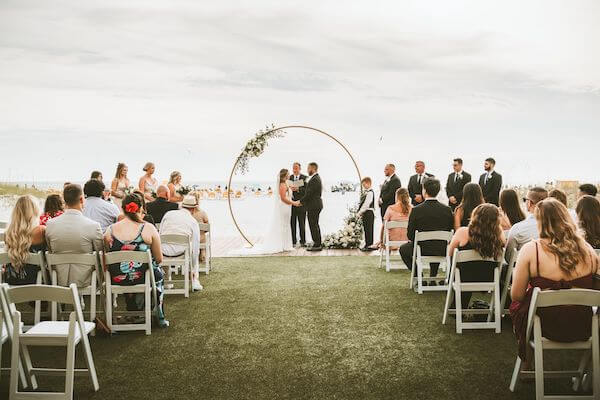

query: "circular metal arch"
xmin=227 ymin=125 xmax=363 ymax=247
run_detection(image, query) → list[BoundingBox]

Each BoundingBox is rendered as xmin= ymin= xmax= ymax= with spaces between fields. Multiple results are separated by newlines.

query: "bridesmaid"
xmin=168 ymin=171 xmax=184 ymax=203
xmin=111 ymin=163 xmax=130 ymax=208
xmin=138 ymin=162 xmax=158 ymax=202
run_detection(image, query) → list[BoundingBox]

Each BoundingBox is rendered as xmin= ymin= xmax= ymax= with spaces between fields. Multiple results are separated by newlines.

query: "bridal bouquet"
xmin=235 ymin=124 xmax=286 ymax=174
xmin=177 ymin=185 xmax=192 ymax=196
xmin=123 ymin=186 xmax=136 ymax=196
xmin=322 ymin=203 xmax=364 ymax=249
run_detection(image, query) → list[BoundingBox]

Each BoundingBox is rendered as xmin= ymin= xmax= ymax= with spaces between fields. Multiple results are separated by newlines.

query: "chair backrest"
xmin=0 ymin=221 xmax=7 ymax=229
xmin=104 ymin=250 xmax=154 ymax=266
xmin=415 ymin=230 xmax=453 ymax=243
xmin=160 ymin=234 xmax=191 ymax=247
xmin=0 ymin=231 xmax=5 ymax=242
xmin=0 ymin=251 xmax=45 ymax=267
xmin=453 ymin=249 xmax=503 ymax=265
xmin=385 ymin=221 xmax=408 ymax=230
xmin=198 ymin=223 xmax=210 ymax=233
xmin=45 ymin=252 xmax=98 ymax=269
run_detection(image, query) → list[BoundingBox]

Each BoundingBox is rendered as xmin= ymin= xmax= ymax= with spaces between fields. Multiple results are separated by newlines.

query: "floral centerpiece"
xmin=322 ymin=203 xmax=364 ymax=249
xmin=235 ymin=124 xmax=286 ymax=175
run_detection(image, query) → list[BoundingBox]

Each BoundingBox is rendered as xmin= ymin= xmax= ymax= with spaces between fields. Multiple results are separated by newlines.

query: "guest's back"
xmin=147 ymin=197 xmax=179 ymax=224
xmin=408 ymin=199 xmax=453 ymax=254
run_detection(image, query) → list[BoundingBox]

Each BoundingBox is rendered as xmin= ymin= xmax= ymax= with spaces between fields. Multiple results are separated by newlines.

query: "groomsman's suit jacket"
xmin=408 ymin=173 xmax=434 ymax=206
xmin=407 ymin=199 xmax=454 ymax=256
xmin=378 ymin=174 xmax=402 ymax=218
xmin=478 ymin=171 xmax=503 ymax=206
xmin=445 ymin=171 xmax=472 ymax=209
xmin=290 ymin=174 xmax=307 ymax=202
xmin=300 ymin=173 xmax=323 ymax=211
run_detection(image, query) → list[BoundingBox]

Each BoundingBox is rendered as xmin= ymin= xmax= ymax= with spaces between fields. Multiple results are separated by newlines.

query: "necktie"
xmin=418 ymin=175 xmax=422 ymax=184
xmin=454 ymin=173 xmax=458 ymax=183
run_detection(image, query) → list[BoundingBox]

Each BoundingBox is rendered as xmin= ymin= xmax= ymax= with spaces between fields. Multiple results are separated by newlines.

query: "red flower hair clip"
xmin=125 ymin=202 xmax=139 ymax=213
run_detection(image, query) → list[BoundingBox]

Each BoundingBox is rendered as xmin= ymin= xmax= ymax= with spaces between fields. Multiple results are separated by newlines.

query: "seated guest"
xmin=39 ymin=194 xmax=64 ymax=226
xmin=510 ymin=198 xmax=598 ymax=365
xmin=45 ymin=184 xmax=103 ymax=287
xmin=146 ymin=185 xmax=179 ymax=224
xmin=448 ymin=204 xmax=506 ymax=308
xmin=578 ymin=183 xmax=598 ymax=198
xmin=499 ymin=189 xmax=526 ymax=230
xmin=104 ymin=194 xmax=168 ymax=327
xmin=549 ymin=188 xmax=577 ymax=223
xmin=168 ymin=171 xmax=184 ymax=203
xmin=191 ymin=192 xmax=210 ymax=262
xmin=82 ymin=179 xmax=120 ymax=232
xmin=2 ymin=195 xmax=46 ymax=285
xmin=453 ymin=183 xmax=484 ymax=230
xmin=505 ymin=187 xmax=548 ymax=263
xmin=576 ymin=195 xmax=600 ymax=249
xmin=378 ymin=188 xmax=411 ymax=250
xmin=400 ymin=178 xmax=453 ymax=279
xmin=160 ymin=195 xmax=203 ymax=292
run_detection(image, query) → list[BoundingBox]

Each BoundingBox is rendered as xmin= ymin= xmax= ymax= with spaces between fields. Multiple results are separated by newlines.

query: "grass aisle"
xmin=0 ymin=257 xmax=579 ymax=399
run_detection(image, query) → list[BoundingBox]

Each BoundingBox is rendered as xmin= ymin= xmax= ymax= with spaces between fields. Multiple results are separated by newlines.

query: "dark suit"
xmin=408 ymin=173 xmax=434 ymax=206
xmin=379 ymin=174 xmax=402 ymax=219
xmin=446 ymin=171 xmax=472 ymax=211
xmin=478 ymin=171 xmax=502 ymax=206
xmin=290 ymin=173 xmax=308 ymax=245
xmin=299 ymin=173 xmax=323 ymax=247
xmin=399 ymin=199 xmax=453 ymax=277
xmin=146 ymin=197 xmax=179 ymax=224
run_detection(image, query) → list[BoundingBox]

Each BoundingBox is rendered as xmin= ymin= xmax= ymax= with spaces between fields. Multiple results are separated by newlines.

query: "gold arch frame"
xmin=227 ymin=125 xmax=363 ymax=247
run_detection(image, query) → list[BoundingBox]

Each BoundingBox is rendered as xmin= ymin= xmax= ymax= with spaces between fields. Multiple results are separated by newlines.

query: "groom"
xmin=294 ymin=162 xmax=323 ymax=252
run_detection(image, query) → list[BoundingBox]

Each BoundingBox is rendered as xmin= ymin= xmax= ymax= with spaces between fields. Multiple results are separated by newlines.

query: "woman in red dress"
xmin=510 ymin=198 xmax=599 ymax=364
xmin=39 ymin=194 xmax=64 ymax=226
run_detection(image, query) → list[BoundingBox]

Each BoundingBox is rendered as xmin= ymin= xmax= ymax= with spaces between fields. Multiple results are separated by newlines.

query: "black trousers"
xmin=307 ymin=208 xmax=322 ymax=247
xmin=291 ymin=205 xmax=307 ymax=244
xmin=361 ymin=210 xmax=374 ymax=247
xmin=399 ymin=242 xmax=440 ymax=277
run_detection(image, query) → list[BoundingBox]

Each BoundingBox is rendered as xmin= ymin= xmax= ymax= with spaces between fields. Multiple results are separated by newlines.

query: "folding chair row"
xmin=0 ymin=283 xmax=99 ymax=399
xmin=379 ymin=220 xmax=408 ymax=272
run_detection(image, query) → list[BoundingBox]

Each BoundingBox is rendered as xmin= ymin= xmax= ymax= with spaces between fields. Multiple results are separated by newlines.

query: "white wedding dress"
xmin=230 ymin=181 xmax=293 ymax=255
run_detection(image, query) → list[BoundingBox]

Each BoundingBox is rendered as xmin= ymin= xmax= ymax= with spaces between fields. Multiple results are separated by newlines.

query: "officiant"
xmin=290 ymin=162 xmax=307 ymax=247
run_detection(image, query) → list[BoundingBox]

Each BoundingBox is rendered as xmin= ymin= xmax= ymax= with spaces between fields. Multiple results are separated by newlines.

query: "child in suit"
xmin=358 ymin=177 xmax=376 ymax=252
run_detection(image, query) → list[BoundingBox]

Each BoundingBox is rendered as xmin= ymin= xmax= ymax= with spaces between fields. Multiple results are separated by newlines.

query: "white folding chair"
xmin=155 ymin=223 xmax=161 ymax=231
xmin=45 ymin=252 xmax=101 ymax=323
xmin=199 ymin=222 xmax=212 ymax=274
xmin=103 ymin=250 xmax=158 ymax=335
xmin=409 ymin=230 xmax=453 ymax=294
xmin=0 ymin=287 xmax=29 ymax=390
xmin=509 ymin=288 xmax=600 ymax=399
xmin=442 ymin=249 xmax=504 ymax=333
xmin=160 ymin=234 xmax=191 ymax=297
xmin=378 ymin=221 xmax=408 ymax=272
xmin=1 ymin=283 xmax=99 ymax=399
xmin=0 ymin=252 xmax=48 ymax=325
xmin=496 ymin=250 xmax=519 ymax=319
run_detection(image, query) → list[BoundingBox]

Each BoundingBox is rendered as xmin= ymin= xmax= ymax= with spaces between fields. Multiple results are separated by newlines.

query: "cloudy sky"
xmin=1 ymin=0 xmax=599 ymax=186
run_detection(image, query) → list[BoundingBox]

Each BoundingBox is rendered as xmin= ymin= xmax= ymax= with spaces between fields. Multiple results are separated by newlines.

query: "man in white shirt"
xmin=160 ymin=195 xmax=203 ymax=291
xmin=82 ymin=179 xmax=120 ymax=232
xmin=505 ymin=187 xmax=548 ymax=263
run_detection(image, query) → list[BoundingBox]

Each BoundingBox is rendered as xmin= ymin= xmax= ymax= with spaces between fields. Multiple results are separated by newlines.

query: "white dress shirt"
xmin=160 ymin=209 xmax=200 ymax=269
xmin=505 ymin=214 xmax=539 ymax=262
xmin=82 ymin=196 xmax=120 ymax=232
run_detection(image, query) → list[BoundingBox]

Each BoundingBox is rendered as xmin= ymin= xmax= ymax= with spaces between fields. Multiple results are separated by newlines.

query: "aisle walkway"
xmin=0 ymin=257 xmax=581 ymax=399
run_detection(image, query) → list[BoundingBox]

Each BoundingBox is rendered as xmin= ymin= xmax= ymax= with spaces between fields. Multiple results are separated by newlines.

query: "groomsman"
xmin=445 ymin=158 xmax=471 ymax=211
xmin=378 ymin=164 xmax=402 ymax=220
xmin=290 ymin=162 xmax=307 ymax=247
xmin=357 ymin=177 xmax=375 ymax=252
xmin=408 ymin=161 xmax=434 ymax=206
xmin=478 ymin=157 xmax=503 ymax=206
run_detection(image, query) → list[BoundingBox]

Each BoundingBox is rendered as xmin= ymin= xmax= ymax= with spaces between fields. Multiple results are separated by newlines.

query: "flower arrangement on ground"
xmin=322 ymin=203 xmax=364 ymax=249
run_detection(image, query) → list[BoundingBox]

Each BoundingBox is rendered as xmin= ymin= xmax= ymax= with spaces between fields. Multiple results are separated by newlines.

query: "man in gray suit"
xmin=45 ymin=184 xmax=104 ymax=287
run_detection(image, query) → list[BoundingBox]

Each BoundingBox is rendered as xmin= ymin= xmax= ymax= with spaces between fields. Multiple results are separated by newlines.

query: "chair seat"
xmin=529 ymin=337 xmax=593 ymax=350
xmin=23 ymin=321 xmax=95 ymax=342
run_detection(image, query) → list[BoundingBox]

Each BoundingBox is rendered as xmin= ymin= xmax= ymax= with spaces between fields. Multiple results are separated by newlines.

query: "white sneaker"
xmin=192 ymin=279 xmax=203 ymax=292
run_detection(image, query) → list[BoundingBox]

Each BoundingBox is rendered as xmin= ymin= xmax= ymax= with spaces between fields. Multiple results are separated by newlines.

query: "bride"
xmin=231 ymin=168 xmax=295 ymax=255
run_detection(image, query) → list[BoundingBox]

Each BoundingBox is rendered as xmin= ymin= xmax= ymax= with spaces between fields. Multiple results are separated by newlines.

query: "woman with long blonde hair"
xmin=167 ymin=171 xmax=184 ymax=203
xmin=510 ymin=198 xmax=599 ymax=364
xmin=378 ymin=187 xmax=412 ymax=250
xmin=3 ymin=195 xmax=46 ymax=285
xmin=111 ymin=162 xmax=130 ymax=208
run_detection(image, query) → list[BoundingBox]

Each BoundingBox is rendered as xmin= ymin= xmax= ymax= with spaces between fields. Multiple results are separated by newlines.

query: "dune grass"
xmin=0 ymin=256 xmax=586 ymax=399
xmin=0 ymin=183 xmax=49 ymax=198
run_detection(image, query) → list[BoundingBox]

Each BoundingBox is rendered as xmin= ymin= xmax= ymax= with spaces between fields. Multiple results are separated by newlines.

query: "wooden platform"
xmin=212 ymin=236 xmax=383 ymax=257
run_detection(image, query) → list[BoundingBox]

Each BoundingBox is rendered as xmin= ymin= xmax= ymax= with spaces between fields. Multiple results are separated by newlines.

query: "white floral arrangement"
xmin=322 ymin=203 xmax=364 ymax=249
xmin=123 ymin=186 xmax=137 ymax=196
xmin=235 ymin=124 xmax=286 ymax=175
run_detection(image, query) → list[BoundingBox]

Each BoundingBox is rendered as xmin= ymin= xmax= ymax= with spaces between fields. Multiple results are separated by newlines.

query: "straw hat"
xmin=181 ymin=195 xmax=198 ymax=209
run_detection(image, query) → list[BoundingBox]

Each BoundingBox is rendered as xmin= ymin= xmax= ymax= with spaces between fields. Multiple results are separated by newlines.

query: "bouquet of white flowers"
xmin=177 ymin=185 xmax=192 ymax=196
xmin=235 ymin=124 xmax=286 ymax=175
xmin=322 ymin=203 xmax=364 ymax=249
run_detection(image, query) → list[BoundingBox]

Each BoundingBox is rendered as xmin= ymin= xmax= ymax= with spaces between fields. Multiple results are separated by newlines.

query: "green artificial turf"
xmin=0 ymin=256 xmax=587 ymax=399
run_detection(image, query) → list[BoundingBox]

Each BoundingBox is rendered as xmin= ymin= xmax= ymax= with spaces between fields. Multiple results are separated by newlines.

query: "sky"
xmin=0 ymin=0 xmax=599 ymax=186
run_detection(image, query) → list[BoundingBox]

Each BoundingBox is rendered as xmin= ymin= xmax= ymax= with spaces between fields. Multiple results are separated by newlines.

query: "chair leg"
xmin=533 ymin=319 xmax=545 ymax=400
xmin=9 ymin=328 xmax=21 ymax=396
xmin=455 ymin=284 xmax=463 ymax=334
xmin=442 ymin=283 xmax=453 ymax=325
xmin=385 ymin=247 xmax=390 ymax=272
xmin=65 ymin=336 xmax=76 ymax=399
xmin=81 ymin=338 xmax=100 ymax=391
xmin=145 ymin=282 xmax=151 ymax=335
xmin=494 ymin=280 xmax=501 ymax=333
xmin=417 ymin=262 xmax=423 ymax=294
xmin=592 ymin=316 xmax=600 ymax=397
xmin=21 ymin=344 xmax=38 ymax=390
xmin=509 ymin=356 xmax=522 ymax=392
xmin=105 ymin=284 xmax=113 ymax=331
